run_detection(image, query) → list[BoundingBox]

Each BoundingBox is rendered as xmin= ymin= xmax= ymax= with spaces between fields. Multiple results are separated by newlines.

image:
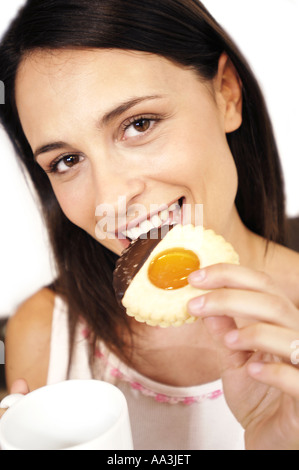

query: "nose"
xmin=95 ymin=173 xmax=146 ymax=209
xmin=93 ymin=164 xmax=146 ymax=233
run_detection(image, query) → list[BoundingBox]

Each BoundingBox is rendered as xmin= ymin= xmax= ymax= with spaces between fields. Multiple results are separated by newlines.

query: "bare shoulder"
xmin=5 ymin=287 xmax=55 ymax=391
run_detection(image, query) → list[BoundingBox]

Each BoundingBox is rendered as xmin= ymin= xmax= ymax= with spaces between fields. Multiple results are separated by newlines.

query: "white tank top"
xmin=47 ymin=296 xmax=245 ymax=450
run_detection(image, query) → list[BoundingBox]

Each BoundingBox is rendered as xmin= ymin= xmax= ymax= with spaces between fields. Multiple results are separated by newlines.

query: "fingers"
xmin=189 ymin=263 xmax=280 ymax=296
xmin=188 ymin=264 xmax=298 ymax=330
xmin=224 ymin=323 xmax=299 ymax=363
xmin=203 ymin=315 xmax=251 ymax=372
xmin=188 ymin=288 xmax=297 ymax=329
xmin=248 ymin=361 xmax=299 ymax=400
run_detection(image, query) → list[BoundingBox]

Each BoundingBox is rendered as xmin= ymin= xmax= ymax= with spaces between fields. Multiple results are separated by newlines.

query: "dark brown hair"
xmin=0 ymin=0 xmax=286 ymax=365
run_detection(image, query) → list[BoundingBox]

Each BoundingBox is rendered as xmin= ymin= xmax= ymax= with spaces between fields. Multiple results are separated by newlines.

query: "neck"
xmin=221 ymin=207 xmax=267 ymax=271
xmin=128 ymin=317 xmax=221 ymax=387
xmin=221 ymin=207 xmax=299 ymax=307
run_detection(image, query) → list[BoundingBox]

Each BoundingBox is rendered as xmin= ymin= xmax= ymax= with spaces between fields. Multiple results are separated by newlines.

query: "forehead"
xmin=15 ymin=50 xmax=183 ymax=135
xmin=16 ymin=49 xmax=193 ymax=110
xmin=17 ymin=48 xmax=178 ymax=88
xmin=15 ymin=48 xmax=207 ymax=148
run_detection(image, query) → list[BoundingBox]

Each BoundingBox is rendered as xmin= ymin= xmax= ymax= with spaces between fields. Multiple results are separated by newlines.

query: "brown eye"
xmin=47 ymin=153 xmax=84 ymax=174
xmin=64 ymin=154 xmax=80 ymax=167
xmin=122 ymin=115 xmax=159 ymax=140
xmin=133 ymin=119 xmax=151 ymax=132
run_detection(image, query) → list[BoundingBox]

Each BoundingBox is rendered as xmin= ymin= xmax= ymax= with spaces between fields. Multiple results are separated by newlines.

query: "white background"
xmin=0 ymin=0 xmax=298 ymax=318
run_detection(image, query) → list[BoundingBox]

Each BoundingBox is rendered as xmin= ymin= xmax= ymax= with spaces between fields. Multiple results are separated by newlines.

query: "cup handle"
xmin=0 ymin=394 xmax=25 ymax=410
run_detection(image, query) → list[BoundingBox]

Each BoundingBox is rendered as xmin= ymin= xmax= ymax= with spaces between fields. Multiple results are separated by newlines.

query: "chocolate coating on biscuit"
xmin=113 ymin=225 xmax=173 ymax=306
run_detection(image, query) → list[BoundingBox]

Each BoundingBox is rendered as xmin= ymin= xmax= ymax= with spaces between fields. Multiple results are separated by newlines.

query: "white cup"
xmin=0 ymin=380 xmax=133 ymax=450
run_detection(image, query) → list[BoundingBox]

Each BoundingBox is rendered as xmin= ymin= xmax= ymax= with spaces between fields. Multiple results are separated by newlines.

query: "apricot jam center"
xmin=148 ymin=247 xmax=200 ymax=290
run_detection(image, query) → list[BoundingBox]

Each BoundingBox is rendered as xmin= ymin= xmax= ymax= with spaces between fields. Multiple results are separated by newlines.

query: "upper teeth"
xmin=121 ymin=201 xmax=182 ymax=241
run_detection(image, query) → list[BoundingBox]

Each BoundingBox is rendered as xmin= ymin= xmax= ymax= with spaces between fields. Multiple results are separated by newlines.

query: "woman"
xmin=1 ymin=0 xmax=299 ymax=450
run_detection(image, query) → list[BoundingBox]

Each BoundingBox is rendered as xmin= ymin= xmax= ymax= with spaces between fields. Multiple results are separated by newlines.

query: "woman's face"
xmin=15 ymin=49 xmax=242 ymax=255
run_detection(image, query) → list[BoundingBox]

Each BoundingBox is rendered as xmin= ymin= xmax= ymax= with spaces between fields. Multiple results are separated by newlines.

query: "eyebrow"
xmin=33 ymin=94 xmax=164 ymax=161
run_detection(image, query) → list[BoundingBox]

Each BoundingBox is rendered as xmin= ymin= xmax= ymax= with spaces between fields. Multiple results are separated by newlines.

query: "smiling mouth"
xmin=119 ymin=197 xmax=184 ymax=243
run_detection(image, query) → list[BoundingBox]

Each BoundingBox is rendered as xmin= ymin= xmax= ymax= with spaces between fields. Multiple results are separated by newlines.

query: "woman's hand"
xmin=0 ymin=379 xmax=30 ymax=418
xmin=188 ymin=264 xmax=299 ymax=450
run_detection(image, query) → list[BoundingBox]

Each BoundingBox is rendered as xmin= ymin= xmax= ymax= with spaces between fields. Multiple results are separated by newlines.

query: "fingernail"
xmin=225 ymin=330 xmax=239 ymax=345
xmin=188 ymin=295 xmax=205 ymax=314
xmin=188 ymin=269 xmax=206 ymax=283
xmin=248 ymin=362 xmax=264 ymax=375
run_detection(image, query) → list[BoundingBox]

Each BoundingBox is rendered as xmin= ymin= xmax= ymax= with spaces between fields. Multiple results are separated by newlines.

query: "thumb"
xmin=0 ymin=379 xmax=30 ymax=417
xmin=10 ymin=379 xmax=30 ymax=395
xmin=203 ymin=316 xmax=249 ymax=373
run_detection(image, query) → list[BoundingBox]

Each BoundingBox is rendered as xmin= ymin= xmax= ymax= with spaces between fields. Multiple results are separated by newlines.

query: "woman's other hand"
xmin=0 ymin=379 xmax=30 ymax=418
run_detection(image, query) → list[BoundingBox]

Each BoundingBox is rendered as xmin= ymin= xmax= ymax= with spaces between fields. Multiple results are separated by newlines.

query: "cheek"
xmin=157 ymin=120 xmax=237 ymax=190
xmin=52 ymin=183 xmax=95 ymax=233
xmin=155 ymin=110 xmax=238 ymax=222
xmin=184 ymin=108 xmax=239 ymax=196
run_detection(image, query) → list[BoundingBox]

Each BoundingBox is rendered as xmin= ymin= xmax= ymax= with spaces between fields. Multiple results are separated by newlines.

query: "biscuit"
xmin=113 ymin=224 xmax=239 ymax=327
